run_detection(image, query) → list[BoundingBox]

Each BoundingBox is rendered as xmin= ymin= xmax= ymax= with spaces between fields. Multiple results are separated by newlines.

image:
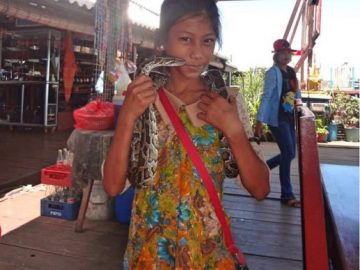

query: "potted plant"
xmin=343 ymin=97 xmax=359 ymax=142
xmin=315 ymin=118 xmax=328 ymax=143
xmin=329 ymin=93 xmax=359 ymax=142
xmin=327 ymin=92 xmax=344 ymax=141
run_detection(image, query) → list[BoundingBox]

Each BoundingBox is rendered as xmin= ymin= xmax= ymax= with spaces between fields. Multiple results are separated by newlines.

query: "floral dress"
xmin=123 ymin=90 xmax=237 ymax=270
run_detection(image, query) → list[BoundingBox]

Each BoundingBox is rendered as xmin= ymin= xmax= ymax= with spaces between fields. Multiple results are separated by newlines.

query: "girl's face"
xmin=164 ymin=15 xmax=216 ymax=79
xmin=277 ymin=50 xmax=292 ymax=66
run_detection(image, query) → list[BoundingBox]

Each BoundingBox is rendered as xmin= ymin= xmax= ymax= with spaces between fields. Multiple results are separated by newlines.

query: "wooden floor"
xmin=0 ymin=129 xmax=358 ymax=269
xmin=0 ymin=127 xmax=72 ymax=194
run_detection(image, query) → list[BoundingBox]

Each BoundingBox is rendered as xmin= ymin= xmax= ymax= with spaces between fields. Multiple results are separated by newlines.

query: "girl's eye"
xmin=204 ymin=38 xmax=215 ymax=46
xmin=179 ymin=37 xmax=191 ymax=42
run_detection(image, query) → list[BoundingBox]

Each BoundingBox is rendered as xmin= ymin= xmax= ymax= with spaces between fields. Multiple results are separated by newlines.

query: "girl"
xmin=104 ymin=0 xmax=270 ymax=268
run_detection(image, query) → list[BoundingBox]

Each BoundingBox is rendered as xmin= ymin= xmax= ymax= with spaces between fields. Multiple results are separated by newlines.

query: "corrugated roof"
xmin=59 ymin=0 xmax=96 ymax=9
xmin=129 ymin=1 xmax=159 ymax=30
xmin=59 ymin=0 xmax=159 ymax=29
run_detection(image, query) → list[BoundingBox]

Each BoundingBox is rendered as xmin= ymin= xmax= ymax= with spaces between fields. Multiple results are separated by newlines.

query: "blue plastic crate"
xmin=41 ymin=197 xmax=81 ymax=220
xmin=115 ymin=187 xmax=135 ymax=224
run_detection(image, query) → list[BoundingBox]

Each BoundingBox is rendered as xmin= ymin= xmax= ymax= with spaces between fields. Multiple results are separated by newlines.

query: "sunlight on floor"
xmin=0 ymin=184 xmax=48 ymax=236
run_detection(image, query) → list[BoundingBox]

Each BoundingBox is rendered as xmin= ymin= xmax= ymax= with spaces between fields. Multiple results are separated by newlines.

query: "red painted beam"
xmin=297 ymin=107 xmax=329 ymax=270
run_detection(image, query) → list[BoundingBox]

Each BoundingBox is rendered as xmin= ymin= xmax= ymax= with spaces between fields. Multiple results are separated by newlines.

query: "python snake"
xmin=128 ymin=56 xmax=239 ymax=188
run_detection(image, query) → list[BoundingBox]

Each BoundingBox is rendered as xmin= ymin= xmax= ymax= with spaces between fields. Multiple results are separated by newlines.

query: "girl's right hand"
xmin=120 ymin=75 xmax=156 ymax=122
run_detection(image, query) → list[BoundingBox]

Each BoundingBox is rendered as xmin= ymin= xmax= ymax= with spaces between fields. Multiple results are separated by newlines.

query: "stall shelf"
xmin=0 ymin=29 xmax=61 ymax=132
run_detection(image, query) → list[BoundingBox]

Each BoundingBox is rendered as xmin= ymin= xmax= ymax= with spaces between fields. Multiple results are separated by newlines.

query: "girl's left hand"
xmin=197 ymin=92 xmax=242 ymax=136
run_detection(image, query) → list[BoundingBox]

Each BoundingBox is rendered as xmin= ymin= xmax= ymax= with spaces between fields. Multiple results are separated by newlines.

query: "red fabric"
xmin=158 ymin=88 xmax=246 ymax=266
xmin=63 ymin=33 xmax=78 ymax=103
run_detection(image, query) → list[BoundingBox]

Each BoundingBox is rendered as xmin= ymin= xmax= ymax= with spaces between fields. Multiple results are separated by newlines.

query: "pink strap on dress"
xmin=158 ymin=87 xmax=247 ymax=268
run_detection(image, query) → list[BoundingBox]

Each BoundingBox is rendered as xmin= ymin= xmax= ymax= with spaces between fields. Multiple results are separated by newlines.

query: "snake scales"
xmin=128 ymin=56 xmax=239 ymax=188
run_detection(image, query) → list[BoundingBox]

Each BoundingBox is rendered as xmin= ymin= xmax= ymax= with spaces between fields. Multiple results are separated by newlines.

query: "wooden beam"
xmin=297 ymin=106 xmax=329 ymax=270
xmin=284 ymin=0 xmax=302 ymax=40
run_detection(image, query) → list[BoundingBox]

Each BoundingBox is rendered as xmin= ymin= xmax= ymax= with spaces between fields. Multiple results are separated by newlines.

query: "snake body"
xmin=128 ymin=56 xmax=238 ymax=188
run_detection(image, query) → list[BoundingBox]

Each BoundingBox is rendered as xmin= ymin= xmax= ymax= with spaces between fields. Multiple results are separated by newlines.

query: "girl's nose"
xmin=189 ymin=42 xmax=204 ymax=60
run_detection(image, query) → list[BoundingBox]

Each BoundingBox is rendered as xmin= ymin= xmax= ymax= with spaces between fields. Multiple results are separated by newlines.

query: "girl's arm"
xmin=103 ymin=75 xmax=156 ymax=196
xmin=224 ymin=119 xmax=270 ymax=200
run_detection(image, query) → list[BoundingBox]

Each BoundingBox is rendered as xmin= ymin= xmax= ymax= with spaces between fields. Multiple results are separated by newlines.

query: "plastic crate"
xmin=41 ymin=164 xmax=72 ymax=187
xmin=41 ymin=196 xmax=81 ymax=220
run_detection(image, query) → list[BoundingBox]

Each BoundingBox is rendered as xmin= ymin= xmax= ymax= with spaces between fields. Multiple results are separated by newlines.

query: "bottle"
xmin=66 ymin=188 xmax=76 ymax=204
xmin=56 ymin=149 xmax=63 ymax=165
xmin=62 ymin=148 xmax=68 ymax=165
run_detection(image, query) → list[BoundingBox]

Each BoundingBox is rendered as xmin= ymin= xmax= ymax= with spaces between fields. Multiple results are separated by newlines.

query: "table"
xmin=67 ymin=129 xmax=114 ymax=232
xmin=321 ymin=164 xmax=359 ymax=270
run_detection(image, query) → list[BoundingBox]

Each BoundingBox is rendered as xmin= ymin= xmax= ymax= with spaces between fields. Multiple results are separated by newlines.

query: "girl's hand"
xmin=197 ymin=92 xmax=242 ymax=137
xmin=120 ymin=75 xmax=156 ymax=122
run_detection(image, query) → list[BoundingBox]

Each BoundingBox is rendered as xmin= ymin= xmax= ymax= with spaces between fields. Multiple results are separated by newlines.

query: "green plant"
xmin=329 ymin=93 xmax=359 ymax=128
xmin=232 ymin=68 xmax=265 ymax=128
xmin=315 ymin=118 xmax=328 ymax=135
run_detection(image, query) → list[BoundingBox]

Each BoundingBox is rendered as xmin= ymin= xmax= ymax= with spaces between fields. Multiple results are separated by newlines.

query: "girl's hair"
xmin=157 ymin=0 xmax=222 ymax=47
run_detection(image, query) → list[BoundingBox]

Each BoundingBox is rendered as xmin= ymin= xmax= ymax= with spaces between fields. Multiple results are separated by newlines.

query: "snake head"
xmin=139 ymin=56 xmax=186 ymax=76
xmin=202 ymin=69 xmax=229 ymax=99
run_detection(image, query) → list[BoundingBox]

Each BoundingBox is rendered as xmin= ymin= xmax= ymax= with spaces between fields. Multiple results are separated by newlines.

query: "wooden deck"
xmin=0 ymin=128 xmax=358 ymax=269
xmin=0 ymin=127 xmax=72 ymax=195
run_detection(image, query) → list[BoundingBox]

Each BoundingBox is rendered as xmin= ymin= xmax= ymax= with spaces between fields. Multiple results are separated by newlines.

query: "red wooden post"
xmin=297 ymin=107 xmax=329 ymax=269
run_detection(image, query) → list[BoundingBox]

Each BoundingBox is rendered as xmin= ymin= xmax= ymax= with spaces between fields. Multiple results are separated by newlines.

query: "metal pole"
xmin=20 ymin=84 xmax=24 ymax=123
xmin=55 ymin=31 xmax=61 ymax=127
xmin=0 ymin=30 xmax=3 ymax=69
xmin=44 ymin=29 xmax=51 ymax=127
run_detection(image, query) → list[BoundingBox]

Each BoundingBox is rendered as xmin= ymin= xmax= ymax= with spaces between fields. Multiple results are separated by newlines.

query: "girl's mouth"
xmin=186 ymin=64 xmax=204 ymax=71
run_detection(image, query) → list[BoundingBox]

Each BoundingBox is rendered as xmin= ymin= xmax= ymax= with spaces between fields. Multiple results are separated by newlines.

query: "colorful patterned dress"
xmin=123 ymin=90 xmax=237 ymax=269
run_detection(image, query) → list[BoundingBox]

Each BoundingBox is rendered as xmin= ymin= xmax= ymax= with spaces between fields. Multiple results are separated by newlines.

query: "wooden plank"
xmin=224 ymin=179 xmax=301 ymax=193
xmin=321 ymin=164 xmax=359 ymax=270
xmin=231 ymin=218 xmax=302 ymax=261
xmin=224 ymin=178 xmax=301 ymax=200
xmin=0 ymin=261 xmax=33 ymax=270
xmin=223 ymin=195 xmax=301 ymax=217
xmin=0 ymin=129 xmax=71 ymax=186
xmin=31 ymin=216 xmax=129 ymax=233
xmin=246 ymin=254 xmax=302 ymax=270
xmin=0 ymin=214 xmax=303 ymax=270
xmin=223 ymin=196 xmax=301 ymax=225
xmin=0 ymin=219 xmax=128 ymax=264
xmin=221 ymin=194 xmax=302 ymax=262
xmin=0 ymin=244 xmax=121 ymax=270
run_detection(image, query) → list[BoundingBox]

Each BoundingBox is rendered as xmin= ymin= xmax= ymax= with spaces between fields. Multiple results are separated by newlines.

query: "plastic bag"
xmin=115 ymin=61 xmax=131 ymax=96
xmin=73 ymin=100 xmax=114 ymax=130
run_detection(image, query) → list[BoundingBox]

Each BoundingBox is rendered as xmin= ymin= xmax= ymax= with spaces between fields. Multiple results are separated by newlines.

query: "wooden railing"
xmin=296 ymin=106 xmax=329 ymax=269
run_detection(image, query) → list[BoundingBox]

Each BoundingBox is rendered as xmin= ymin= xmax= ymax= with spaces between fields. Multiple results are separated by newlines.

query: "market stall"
xmin=0 ymin=28 xmax=61 ymax=131
xmin=0 ymin=0 xmax=157 ymax=131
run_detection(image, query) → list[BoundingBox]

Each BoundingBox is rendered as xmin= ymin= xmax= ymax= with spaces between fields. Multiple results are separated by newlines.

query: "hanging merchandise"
xmin=117 ymin=0 xmax=133 ymax=58
xmin=94 ymin=0 xmax=133 ymax=101
xmin=103 ymin=0 xmax=121 ymax=101
xmin=95 ymin=0 xmax=109 ymax=73
xmin=114 ymin=55 xmax=136 ymax=96
xmin=63 ymin=33 xmax=78 ymax=103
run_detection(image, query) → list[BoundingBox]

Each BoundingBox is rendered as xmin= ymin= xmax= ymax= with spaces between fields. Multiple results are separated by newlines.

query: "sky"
xmin=130 ymin=0 xmax=360 ymax=80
